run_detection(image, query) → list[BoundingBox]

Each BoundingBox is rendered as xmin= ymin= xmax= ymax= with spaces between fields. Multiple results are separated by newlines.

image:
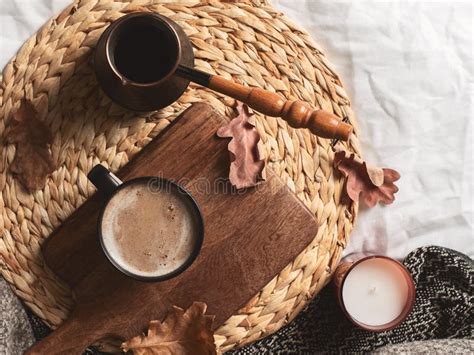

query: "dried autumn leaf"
xmin=5 ymin=99 xmax=55 ymax=191
xmin=121 ymin=302 xmax=216 ymax=355
xmin=334 ymin=147 xmax=400 ymax=208
xmin=217 ymin=102 xmax=265 ymax=189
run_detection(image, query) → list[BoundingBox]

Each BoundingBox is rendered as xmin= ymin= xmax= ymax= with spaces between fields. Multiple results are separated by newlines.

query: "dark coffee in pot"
xmin=94 ymin=12 xmax=195 ymax=111
xmin=112 ymin=22 xmax=177 ymax=83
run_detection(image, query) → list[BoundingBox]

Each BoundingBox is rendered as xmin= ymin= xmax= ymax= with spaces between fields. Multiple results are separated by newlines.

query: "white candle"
xmin=341 ymin=257 xmax=411 ymax=327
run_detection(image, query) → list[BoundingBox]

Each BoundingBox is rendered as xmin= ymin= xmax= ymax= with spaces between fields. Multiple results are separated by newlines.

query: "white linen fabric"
xmin=0 ymin=0 xmax=472 ymax=260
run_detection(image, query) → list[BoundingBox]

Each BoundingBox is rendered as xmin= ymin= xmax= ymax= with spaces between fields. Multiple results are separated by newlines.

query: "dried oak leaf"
xmin=121 ymin=302 xmax=216 ymax=355
xmin=5 ymin=99 xmax=55 ymax=191
xmin=334 ymin=147 xmax=400 ymax=208
xmin=217 ymin=102 xmax=265 ymax=189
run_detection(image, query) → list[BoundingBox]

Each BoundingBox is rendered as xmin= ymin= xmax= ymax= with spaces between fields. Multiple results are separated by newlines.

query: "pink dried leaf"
xmin=217 ymin=102 xmax=265 ymax=189
xmin=334 ymin=147 xmax=400 ymax=208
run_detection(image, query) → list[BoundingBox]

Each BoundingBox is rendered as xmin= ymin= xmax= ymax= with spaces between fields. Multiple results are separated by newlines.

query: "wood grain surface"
xmin=27 ymin=103 xmax=318 ymax=354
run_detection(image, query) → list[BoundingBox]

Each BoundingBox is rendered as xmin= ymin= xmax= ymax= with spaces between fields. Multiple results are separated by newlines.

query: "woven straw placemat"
xmin=0 ymin=0 xmax=361 ymax=351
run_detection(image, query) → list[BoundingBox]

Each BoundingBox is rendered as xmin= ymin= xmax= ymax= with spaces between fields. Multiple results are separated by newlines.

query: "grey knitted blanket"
xmin=1 ymin=246 xmax=472 ymax=354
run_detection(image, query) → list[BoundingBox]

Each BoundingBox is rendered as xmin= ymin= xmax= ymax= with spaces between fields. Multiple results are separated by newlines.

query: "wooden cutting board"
xmin=28 ymin=103 xmax=318 ymax=354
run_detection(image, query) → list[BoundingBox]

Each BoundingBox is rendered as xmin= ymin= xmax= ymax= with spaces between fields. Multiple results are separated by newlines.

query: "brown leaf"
xmin=334 ymin=147 xmax=400 ymax=208
xmin=4 ymin=99 xmax=55 ymax=191
xmin=121 ymin=302 xmax=216 ymax=355
xmin=217 ymin=102 xmax=265 ymax=189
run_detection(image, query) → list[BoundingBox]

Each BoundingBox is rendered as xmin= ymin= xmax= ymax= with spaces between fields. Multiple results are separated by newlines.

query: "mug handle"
xmin=87 ymin=164 xmax=123 ymax=197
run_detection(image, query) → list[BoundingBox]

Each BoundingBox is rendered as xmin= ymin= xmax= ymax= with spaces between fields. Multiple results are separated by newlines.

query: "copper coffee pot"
xmin=94 ymin=13 xmax=352 ymax=141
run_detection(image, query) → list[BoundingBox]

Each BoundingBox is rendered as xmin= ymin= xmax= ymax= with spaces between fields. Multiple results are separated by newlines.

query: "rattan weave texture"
xmin=0 ymin=0 xmax=360 ymax=351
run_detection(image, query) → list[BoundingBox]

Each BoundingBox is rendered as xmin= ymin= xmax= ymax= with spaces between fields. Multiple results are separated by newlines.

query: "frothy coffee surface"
xmin=101 ymin=181 xmax=200 ymax=278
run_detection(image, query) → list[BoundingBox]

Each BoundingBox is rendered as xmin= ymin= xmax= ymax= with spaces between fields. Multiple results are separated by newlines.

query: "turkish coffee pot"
xmin=94 ymin=12 xmax=352 ymax=140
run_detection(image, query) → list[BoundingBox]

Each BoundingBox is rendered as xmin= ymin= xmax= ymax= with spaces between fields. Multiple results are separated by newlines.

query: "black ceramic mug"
xmin=87 ymin=164 xmax=204 ymax=282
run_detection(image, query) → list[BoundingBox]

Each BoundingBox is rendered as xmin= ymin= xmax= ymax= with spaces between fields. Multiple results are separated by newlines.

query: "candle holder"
xmin=334 ymin=256 xmax=416 ymax=332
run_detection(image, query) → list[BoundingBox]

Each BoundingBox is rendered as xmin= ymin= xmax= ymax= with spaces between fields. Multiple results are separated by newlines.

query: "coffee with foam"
xmin=101 ymin=180 xmax=200 ymax=278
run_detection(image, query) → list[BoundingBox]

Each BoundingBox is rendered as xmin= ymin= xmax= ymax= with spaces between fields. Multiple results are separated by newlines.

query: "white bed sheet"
xmin=1 ymin=0 xmax=472 ymax=260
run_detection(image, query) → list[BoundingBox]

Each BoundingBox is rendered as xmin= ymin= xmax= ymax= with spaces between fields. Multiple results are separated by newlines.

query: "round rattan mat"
xmin=0 ymin=0 xmax=361 ymax=351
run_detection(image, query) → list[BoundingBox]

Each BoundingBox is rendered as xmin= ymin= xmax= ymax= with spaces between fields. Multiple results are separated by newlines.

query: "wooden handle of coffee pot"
xmin=176 ymin=66 xmax=352 ymax=140
xmin=208 ymin=76 xmax=352 ymax=140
